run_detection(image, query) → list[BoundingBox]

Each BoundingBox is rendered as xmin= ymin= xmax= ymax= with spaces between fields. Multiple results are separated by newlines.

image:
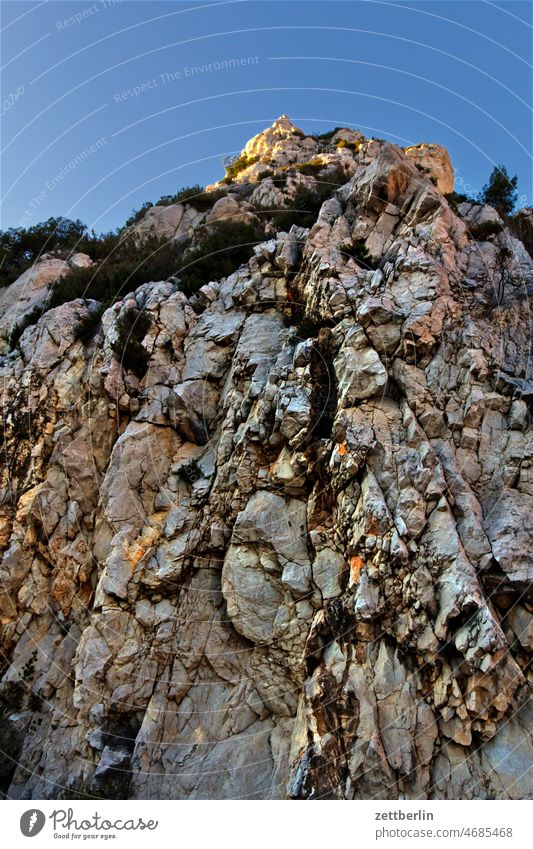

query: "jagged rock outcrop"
xmin=0 ymin=117 xmax=531 ymax=800
xmin=123 ymin=203 xmax=206 ymax=247
xmin=0 ymin=253 xmax=92 ymax=355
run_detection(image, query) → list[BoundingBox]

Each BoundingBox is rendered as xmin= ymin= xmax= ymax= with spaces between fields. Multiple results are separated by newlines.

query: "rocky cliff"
xmin=1 ymin=117 xmax=532 ymax=800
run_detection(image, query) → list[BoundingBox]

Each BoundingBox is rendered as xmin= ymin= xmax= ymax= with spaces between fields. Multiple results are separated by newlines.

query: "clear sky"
xmin=1 ymin=0 xmax=531 ymax=233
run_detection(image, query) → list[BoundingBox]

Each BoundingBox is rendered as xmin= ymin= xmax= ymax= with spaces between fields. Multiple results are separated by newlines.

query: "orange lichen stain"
xmin=124 ymin=525 xmax=160 ymax=568
xmin=0 ymin=512 xmax=12 ymax=549
xmin=338 ymin=440 xmax=347 ymax=456
xmin=141 ymin=525 xmax=162 ymax=546
xmin=78 ymin=582 xmax=93 ymax=608
xmin=149 ymin=511 xmax=167 ymax=526
xmin=350 ymin=555 xmax=364 ymax=583
xmin=313 ymin=708 xmax=329 ymax=738
xmin=15 ymin=485 xmax=42 ymax=524
xmin=354 ymin=643 xmax=364 ymax=663
xmin=50 ymin=572 xmax=75 ymax=614
xmin=366 ymin=515 xmax=378 ymax=535
xmin=124 ymin=541 xmax=147 ymax=567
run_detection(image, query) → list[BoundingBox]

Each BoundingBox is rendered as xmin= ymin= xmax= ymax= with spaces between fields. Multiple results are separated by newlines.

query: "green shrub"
xmin=111 ymin=308 xmax=152 ymax=377
xmin=32 ymin=217 xmax=265 ymax=323
xmin=335 ymin=139 xmax=359 ymax=151
xmin=339 ymin=240 xmax=379 ymax=270
xmin=444 ymin=191 xmax=470 ymax=213
xmin=0 ymin=680 xmax=25 ymax=712
xmin=28 ymin=689 xmax=43 ymax=713
xmin=293 ymin=159 xmax=326 ymax=177
xmin=73 ymin=305 xmax=105 ymax=345
xmin=272 ymin=186 xmax=324 ymax=230
xmin=0 ymin=651 xmax=38 ymax=711
xmin=223 ymin=153 xmax=260 ymax=182
xmin=272 ymin=172 xmax=288 ymax=189
xmin=271 ymin=167 xmax=346 ymax=231
xmin=156 ymin=185 xmax=227 ymax=211
xmin=0 ymin=218 xmax=124 ymax=291
xmin=48 ymin=236 xmax=186 ymax=310
xmin=312 ymin=127 xmax=343 ymax=142
xmin=22 ymin=651 xmax=37 ymax=681
xmin=159 ymin=185 xmax=203 ymax=205
xmin=178 ymin=220 xmax=266 ymax=294
xmin=78 ymin=230 xmax=122 ymax=260
xmin=8 ymin=305 xmax=44 ymax=350
xmin=468 ymin=220 xmax=504 ymax=241
xmin=124 ymin=186 xmax=231 ymax=228
xmin=0 ymin=217 xmax=88 ymax=288
xmin=125 ymin=202 xmax=153 ymax=228
xmin=479 ymin=165 xmax=518 ymax=217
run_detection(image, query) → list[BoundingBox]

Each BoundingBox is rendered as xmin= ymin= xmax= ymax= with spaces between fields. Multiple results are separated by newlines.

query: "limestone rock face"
xmin=404 ymin=142 xmax=454 ymax=193
xmin=243 ymin=114 xmax=316 ymax=166
xmin=510 ymin=207 xmax=533 ymax=257
xmin=0 ymin=253 xmax=91 ymax=354
xmin=0 ymin=117 xmax=531 ymax=801
xmin=123 ymin=203 xmax=206 ymax=246
xmin=205 ymin=195 xmax=259 ymax=228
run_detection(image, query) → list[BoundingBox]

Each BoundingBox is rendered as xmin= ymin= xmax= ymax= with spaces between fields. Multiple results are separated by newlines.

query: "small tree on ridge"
xmin=479 ymin=165 xmax=518 ymax=217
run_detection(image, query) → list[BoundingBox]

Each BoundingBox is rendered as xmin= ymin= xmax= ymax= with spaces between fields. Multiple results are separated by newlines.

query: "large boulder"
xmin=404 ymin=142 xmax=454 ymax=193
xmin=0 ymin=253 xmax=91 ymax=353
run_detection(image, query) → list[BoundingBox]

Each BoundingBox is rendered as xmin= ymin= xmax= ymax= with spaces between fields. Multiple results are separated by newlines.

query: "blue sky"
xmin=1 ymin=0 xmax=531 ymax=233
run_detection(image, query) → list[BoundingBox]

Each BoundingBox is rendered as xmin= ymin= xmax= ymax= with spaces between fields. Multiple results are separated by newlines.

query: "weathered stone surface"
xmin=0 ymin=253 xmax=91 ymax=353
xmin=123 ymin=202 xmax=206 ymax=245
xmin=404 ymin=142 xmax=454 ymax=193
xmin=335 ymin=323 xmax=388 ymax=405
xmin=205 ymin=195 xmax=258 ymax=228
xmin=510 ymin=207 xmax=533 ymax=257
xmin=1 ymin=117 xmax=531 ymax=801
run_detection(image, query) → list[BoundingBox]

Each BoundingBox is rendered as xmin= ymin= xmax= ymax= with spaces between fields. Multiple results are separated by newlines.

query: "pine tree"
xmin=479 ymin=165 xmax=518 ymax=217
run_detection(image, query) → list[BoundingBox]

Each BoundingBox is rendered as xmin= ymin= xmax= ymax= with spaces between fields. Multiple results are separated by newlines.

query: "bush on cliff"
xmin=339 ymin=239 xmax=379 ymax=270
xmin=46 ymin=219 xmax=265 ymax=314
xmin=111 ymin=307 xmax=152 ymax=376
xmin=125 ymin=185 xmax=228 ymax=225
xmin=48 ymin=236 xmax=185 ymax=309
xmin=479 ymin=165 xmax=518 ymax=217
xmin=8 ymin=305 xmax=45 ymax=350
xmin=222 ymin=153 xmax=260 ymax=183
xmin=158 ymin=185 xmax=227 ymax=211
xmin=0 ymin=217 xmax=88 ymax=288
xmin=292 ymin=159 xmax=326 ymax=177
xmin=177 ymin=220 xmax=266 ymax=294
xmin=271 ymin=167 xmax=346 ymax=230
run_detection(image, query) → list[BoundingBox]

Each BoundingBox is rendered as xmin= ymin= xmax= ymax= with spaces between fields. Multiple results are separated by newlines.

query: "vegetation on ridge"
xmin=47 ymin=235 xmax=184 ymax=309
xmin=111 ymin=307 xmax=152 ymax=377
xmin=124 ymin=184 xmax=227 ymax=227
xmin=479 ymin=165 xmax=518 ymax=217
xmin=222 ymin=153 xmax=260 ymax=183
xmin=270 ymin=166 xmax=346 ymax=230
xmin=0 ymin=157 xmax=525 ymax=351
xmin=0 ymin=218 xmax=98 ymax=288
xmin=177 ymin=220 xmax=266 ymax=294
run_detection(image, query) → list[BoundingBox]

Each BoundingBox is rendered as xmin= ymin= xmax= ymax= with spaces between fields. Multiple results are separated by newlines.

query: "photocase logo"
xmin=20 ymin=810 xmax=46 ymax=837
